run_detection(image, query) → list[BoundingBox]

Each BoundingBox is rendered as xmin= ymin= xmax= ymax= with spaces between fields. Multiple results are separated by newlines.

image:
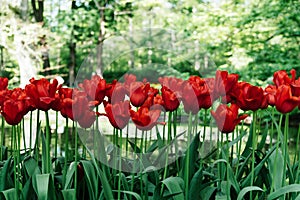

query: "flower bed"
xmin=0 ymin=69 xmax=300 ymax=199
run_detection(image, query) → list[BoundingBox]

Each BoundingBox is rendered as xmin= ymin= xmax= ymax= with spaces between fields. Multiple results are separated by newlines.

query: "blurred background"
xmin=0 ymin=0 xmax=299 ymax=87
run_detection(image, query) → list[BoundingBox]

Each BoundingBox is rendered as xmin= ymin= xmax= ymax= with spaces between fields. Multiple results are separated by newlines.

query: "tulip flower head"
xmin=211 ymin=104 xmax=248 ymax=133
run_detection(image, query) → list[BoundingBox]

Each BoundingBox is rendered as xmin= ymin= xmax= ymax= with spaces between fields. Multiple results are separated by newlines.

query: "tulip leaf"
xmin=0 ymin=157 xmax=12 ymax=191
xmin=154 ymin=177 xmax=185 ymax=200
xmin=237 ymin=186 xmax=264 ymax=200
xmin=189 ymin=167 xmax=203 ymax=200
xmin=257 ymin=122 xmax=269 ymax=150
xmin=267 ymin=184 xmax=300 ymax=200
xmin=24 ymin=157 xmax=40 ymax=177
xmin=32 ymin=174 xmax=56 ymax=200
xmin=180 ymin=132 xmax=200 ymax=181
xmin=80 ymin=160 xmax=98 ymax=200
xmin=112 ymin=190 xmax=142 ymax=200
xmin=63 ymin=161 xmax=76 ymax=189
xmin=241 ymin=144 xmax=277 ymax=188
xmin=61 ymin=189 xmax=76 ymax=200
xmin=268 ymin=149 xmax=283 ymax=191
xmin=0 ymin=188 xmax=18 ymax=200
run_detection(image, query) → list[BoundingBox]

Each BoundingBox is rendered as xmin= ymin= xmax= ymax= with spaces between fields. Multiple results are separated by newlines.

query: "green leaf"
xmin=267 ymin=184 xmax=300 ymax=200
xmin=237 ymin=186 xmax=263 ymax=200
xmin=189 ymin=168 xmax=203 ymax=200
xmin=63 ymin=161 xmax=76 ymax=189
xmin=199 ymin=186 xmax=217 ymax=200
xmin=154 ymin=177 xmax=185 ymax=200
xmin=0 ymin=157 xmax=12 ymax=191
xmin=180 ymin=132 xmax=200 ymax=181
xmin=80 ymin=160 xmax=98 ymax=200
xmin=257 ymin=122 xmax=268 ymax=150
xmin=268 ymin=149 xmax=283 ymax=191
xmin=112 ymin=190 xmax=142 ymax=200
xmin=241 ymin=144 xmax=277 ymax=187
xmin=0 ymin=188 xmax=18 ymax=200
xmin=24 ymin=157 xmax=40 ymax=177
xmin=61 ymin=189 xmax=76 ymax=200
xmin=32 ymin=174 xmax=56 ymax=200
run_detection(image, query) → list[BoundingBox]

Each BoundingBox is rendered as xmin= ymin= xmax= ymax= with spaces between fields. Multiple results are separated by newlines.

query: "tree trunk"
xmin=96 ymin=7 xmax=105 ymax=77
xmin=68 ymin=0 xmax=76 ymax=86
xmin=20 ymin=0 xmax=29 ymax=21
xmin=69 ymin=42 xmax=76 ymax=86
xmin=39 ymin=35 xmax=50 ymax=77
xmin=31 ymin=0 xmax=44 ymax=22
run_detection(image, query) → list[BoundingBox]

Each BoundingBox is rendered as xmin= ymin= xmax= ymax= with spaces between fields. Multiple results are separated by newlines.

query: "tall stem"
xmin=45 ymin=111 xmax=51 ymax=174
xmin=63 ymin=118 xmax=69 ymax=186
xmin=185 ymin=112 xmax=193 ymax=200
xmin=118 ymin=129 xmax=122 ymax=200
xmin=35 ymin=110 xmax=40 ymax=162
xmin=74 ymin=122 xmax=78 ymax=198
xmin=250 ymin=111 xmax=257 ymax=199
xmin=55 ymin=111 xmax=58 ymax=158
xmin=282 ymin=114 xmax=289 ymax=187
xmin=30 ymin=111 xmax=32 ymax=151
xmin=12 ymin=126 xmax=18 ymax=193
xmin=0 ymin=116 xmax=4 ymax=161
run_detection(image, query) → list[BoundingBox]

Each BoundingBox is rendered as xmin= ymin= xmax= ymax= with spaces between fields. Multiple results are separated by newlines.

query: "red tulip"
xmin=214 ymin=70 xmax=239 ymax=98
xmin=234 ymin=82 xmax=265 ymax=111
xmin=141 ymin=87 xmax=159 ymax=108
xmin=0 ymin=77 xmax=8 ymax=91
xmin=103 ymin=100 xmax=131 ymax=129
xmin=78 ymin=75 xmax=107 ymax=106
xmin=181 ymin=76 xmax=213 ymax=114
xmin=161 ymin=86 xmax=180 ymax=111
xmin=275 ymin=85 xmax=300 ymax=114
xmin=211 ymin=104 xmax=248 ymax=133
xmin=129 ymin=82 xmax=150 ymax=107
xmin=105 ymin=80 xmax=126 ymax=104
xmin=25 ymin=78 xmax=60 ymax=111
xmin=123 ymin=74 xmax=137 ymax=91
xmin=59 ymin=89 xmax=96 ymax=128
xmin=1 ymin=99 xmax=27 ymax=125
xmin=77 ymin=109 xmax=96 ymax=128
xmin=273 ymin=69 xmax=296 ymax=87
xmin=291 ymin=79 xmax=300 ymax=97
xmin=264 ymin=85 xmax=277 ymax=106
xmin=130 ymin=105 xmax=165 ymax=130
xmin=158 ymin=76 xmax=184 ymax=95
xmin=1 ymin=88 xmax=31 ymax=125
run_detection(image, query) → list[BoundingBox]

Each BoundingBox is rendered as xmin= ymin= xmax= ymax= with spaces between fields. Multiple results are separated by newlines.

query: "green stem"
xmin=74 ymin=122 xmax=78 ymax=199
xmin=293 ymin=124 xmax=300 ymax=169
xmin=185 ymin=112 xmax=193 ymax=200
xmin=118 ymin=129 xmax=122 ymax=200
xmin=282 ymin=114 xmax=289 ymax=187
xmin=12 ymin=126 xmax=19 ymax=194
xmin=35 ymin=110 xmax=40 ymax=163
xmin=63 ymin=118 xmax=69 ymax=186
xmin=296 ymin=124 xmax=300 ymax=183
xmin=250 ymin=111 xmax=257 ymax=199
xmin=30 ymin=111 xmax=32 ymax=151
xmin=270 ymin=114 xmax=283 ymax=193
xmin=270 ymin=108 xmax=274 ymax=148
xmin=22 ymin=119 xmax=26 ymax=152
xmin=235 ymin=119 xmax=244 ymax=176
xmin=173 ymin=110 xmax=179 ymax=173
xmin=140 ymin=130 xmax=144 ymax=199
xmin=55 ymin=111 xmax=58 ymax=159
xmin=45 ymin=111 xmax=51 ymax=174
xmin=126 ymin=123 xmax=129 ymax=158
xmin=226 ymin=134 xmax=230 ymax=199
xmin=0 ymin=116 xmax=4 ymax=161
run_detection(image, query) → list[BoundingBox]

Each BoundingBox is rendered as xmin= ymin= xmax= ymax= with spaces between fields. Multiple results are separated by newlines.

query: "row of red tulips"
xmin=0 ymin=69 xmax=299 ymax=132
